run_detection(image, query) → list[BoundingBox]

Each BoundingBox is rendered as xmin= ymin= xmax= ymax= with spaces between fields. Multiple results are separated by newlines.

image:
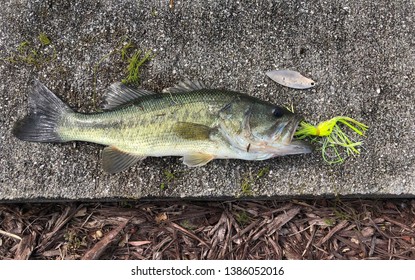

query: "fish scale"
xmin=59 ymin=91 xmax=233 ymax=152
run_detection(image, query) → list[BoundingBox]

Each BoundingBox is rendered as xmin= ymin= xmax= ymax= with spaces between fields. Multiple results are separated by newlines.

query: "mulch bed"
xmin=1 ymin=199 xmax=414 ymax=259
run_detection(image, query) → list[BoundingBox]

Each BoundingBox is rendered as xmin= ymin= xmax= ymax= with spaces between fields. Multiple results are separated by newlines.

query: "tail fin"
xmin=13 ymin=80 xmax=73 ymax=143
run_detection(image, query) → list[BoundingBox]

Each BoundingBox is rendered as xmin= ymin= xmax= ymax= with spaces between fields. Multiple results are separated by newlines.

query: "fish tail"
xmin=13 ymin=80 xmax=73 ymax=142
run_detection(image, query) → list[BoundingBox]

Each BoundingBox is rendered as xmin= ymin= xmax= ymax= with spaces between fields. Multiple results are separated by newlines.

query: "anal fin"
xmin=101 ymin=146 xmax=146 ymax=173
xmin=182 ymin=153 xmax=214 ymax=167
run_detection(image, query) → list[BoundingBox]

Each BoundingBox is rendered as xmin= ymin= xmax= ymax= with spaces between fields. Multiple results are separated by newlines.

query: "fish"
xmin=13 ymin=80 xmax=311 ymax=173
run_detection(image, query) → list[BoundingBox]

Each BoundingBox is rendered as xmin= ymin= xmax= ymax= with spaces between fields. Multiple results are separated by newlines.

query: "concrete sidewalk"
xmin=1 ymin=0 xmax=414 ymax=201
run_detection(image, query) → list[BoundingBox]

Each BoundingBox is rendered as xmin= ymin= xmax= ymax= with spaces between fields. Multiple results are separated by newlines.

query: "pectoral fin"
xmin=101 ymin=146 xmax=146 ymax=173
xmin=182 ymin=153 xmax=214 ymax=167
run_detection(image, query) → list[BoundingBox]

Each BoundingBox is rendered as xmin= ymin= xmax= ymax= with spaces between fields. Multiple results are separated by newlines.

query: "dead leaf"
xmin=74 ymin=207 xmax=87 ymax=217
xmin=361 ymin=227 xmax=375 ymax=238
xmin=155 ymin=213 xmax=168 ymax=223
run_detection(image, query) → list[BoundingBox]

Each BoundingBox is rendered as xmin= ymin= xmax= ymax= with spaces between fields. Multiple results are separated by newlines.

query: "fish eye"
xmin=272 ymin=107 xmax=285 ymax=118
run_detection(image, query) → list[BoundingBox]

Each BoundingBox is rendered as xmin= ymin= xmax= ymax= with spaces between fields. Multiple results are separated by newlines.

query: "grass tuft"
xmin=38 ymin=33 xmax=51 ymax=46
xmin=1 ymin=33 xmax=56 ymax=66
xmin=240 ymin=166 xmax=270 ymax=196
xmin=121 ymin=50 xmax=154 ymax=86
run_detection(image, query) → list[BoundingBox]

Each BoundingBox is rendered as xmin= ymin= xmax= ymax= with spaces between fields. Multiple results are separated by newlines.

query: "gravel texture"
xmin=0 ymin=0 xmax=414 ymax=201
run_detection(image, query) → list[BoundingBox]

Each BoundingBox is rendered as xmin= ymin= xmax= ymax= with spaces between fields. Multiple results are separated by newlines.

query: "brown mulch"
xmin=0 ymin=199 xmax=414 ymax=260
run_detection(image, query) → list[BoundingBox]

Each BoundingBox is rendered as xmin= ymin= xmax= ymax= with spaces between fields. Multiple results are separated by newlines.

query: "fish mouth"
xmin=280 ymin=115 xmax=303 ymax=145
xmin=247 ymin=115 xmax=312 ymax=156
xmin=278 ymin=115 xmax=312 ymax=155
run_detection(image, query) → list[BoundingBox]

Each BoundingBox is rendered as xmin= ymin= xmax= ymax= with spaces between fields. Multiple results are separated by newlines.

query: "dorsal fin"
xmin=162 ymin=79 xmax=208 ymax=93
xmin=102 ymin=82 xmax=156 ymax=110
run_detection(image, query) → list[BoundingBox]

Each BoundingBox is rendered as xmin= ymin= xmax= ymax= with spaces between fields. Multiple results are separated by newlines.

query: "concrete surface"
xmin=0 ymin=0 xmax=414 ymax=201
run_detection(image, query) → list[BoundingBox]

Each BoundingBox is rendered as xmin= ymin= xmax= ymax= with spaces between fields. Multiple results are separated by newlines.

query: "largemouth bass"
xmin=13 ymin=80 xmax=311 ymax=173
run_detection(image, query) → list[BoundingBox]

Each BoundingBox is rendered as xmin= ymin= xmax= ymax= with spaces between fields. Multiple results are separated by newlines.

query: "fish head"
xmin=240 ymin=99 xmax=312 ymax=156
xmin=249 ymin=103 xmax=298 ymax=144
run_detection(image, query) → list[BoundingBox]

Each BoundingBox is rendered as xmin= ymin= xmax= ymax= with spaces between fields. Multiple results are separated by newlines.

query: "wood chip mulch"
xmin=1 ymin=199 xmax=414 ymax=260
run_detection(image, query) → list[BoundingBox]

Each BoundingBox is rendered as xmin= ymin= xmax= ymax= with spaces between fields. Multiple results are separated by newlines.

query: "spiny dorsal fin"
xmin=162 ymin=79 xmax=208 ymax=93
xmin=182 ymin=152 xmax=214 ymax=167
xmin=173 ymin=122 xmax=213 ymax=140
xmin=101 ymin=146 xmax=146 ymax=173
xmin=102 ymin=82 xmax=156 ymax=110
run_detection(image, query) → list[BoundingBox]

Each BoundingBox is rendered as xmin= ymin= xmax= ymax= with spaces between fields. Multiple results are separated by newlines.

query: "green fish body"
xmin=13 ymin=80 xmax=311 ymax=173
